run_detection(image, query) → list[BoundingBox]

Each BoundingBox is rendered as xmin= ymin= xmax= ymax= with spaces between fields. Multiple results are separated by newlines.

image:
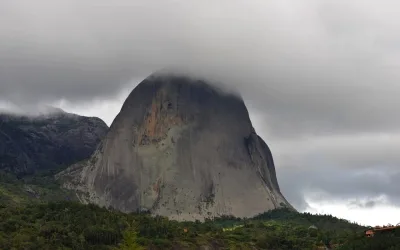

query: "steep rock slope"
xmin=0 ymin=108 xmax=108 ymax=175
xmin=58 ymin=74 xmax=293 ymax=220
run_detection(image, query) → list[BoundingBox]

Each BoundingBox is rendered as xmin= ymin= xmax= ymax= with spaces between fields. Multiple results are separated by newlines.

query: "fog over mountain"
xmin=1 ymin=0 xmax=400 ymax=225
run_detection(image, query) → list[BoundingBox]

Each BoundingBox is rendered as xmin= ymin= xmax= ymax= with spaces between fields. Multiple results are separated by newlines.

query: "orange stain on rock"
xmin=138 ymin=93 xmax=185 ymax=146
xmin=147 ymin=100 xmax=158 ymax=138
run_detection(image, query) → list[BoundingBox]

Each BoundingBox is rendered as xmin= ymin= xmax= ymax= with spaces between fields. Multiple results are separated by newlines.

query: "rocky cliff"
xmin=0 ymin=108 xmax=108 ymax=175
xmin=57 ymin=73 xmax=293 ymax=220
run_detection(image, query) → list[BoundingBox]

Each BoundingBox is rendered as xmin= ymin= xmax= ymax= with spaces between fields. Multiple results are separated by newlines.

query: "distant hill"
xmin=0 ymin=109 xmax=108 ymax=176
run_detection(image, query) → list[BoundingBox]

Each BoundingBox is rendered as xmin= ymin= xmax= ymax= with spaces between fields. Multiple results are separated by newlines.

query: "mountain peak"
xmin=58 ymin=73 xmax=293 ymax=221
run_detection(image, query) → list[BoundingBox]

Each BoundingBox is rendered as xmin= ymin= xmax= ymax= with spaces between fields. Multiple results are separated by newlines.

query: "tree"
xmin=117 ymin=223 xmax=144 ymax=250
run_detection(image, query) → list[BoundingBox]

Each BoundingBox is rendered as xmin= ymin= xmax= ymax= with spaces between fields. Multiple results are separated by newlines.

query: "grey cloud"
xmin=249 ymin=116 xmax=400 ymax=211
xmin=278 ymin=165 xmax=400 ymax=211
xmin=348 ymin=200 xmax=376 ymax=209
xmin=2 ymin=1 xmax=400 ymax=137
xmin=273 ymin=143 xmax=400 ymax=210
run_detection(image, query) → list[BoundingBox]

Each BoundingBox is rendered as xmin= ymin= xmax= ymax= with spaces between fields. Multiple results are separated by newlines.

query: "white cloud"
xmin=54 ymin=80 xmax=139 ymax=125
xmin=305 ymin=195 xmax=400 ymax=226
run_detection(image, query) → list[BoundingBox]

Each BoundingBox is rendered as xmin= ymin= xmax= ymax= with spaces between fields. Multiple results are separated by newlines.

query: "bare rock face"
xmin=57 ymin=73 xmax=293 ymax=220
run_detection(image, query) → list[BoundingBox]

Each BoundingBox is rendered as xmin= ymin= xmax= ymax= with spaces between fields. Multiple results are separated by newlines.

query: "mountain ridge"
xmin=0 ymin=108 xmax=108 ymax=175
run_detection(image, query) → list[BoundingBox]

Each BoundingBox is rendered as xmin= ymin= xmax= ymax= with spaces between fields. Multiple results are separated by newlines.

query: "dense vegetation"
xmin=338 ymin=230 xmax=400 ymax=250
xmin=0 ymin=202 xmax=353 ymax=250
xmin=0 ymin=172 xmax=399 ymax=249
xmin=0 ymin=170 xmax=76 ymax=206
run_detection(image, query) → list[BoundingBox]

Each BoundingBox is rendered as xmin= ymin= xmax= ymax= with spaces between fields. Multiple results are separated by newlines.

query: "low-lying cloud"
xmin=2 ymin=1 xmax=400 ymax=136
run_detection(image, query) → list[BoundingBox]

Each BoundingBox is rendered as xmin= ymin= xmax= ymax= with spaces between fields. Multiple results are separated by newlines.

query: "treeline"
xmin=0 ymin=174 xmax=396 ymax=250
xmin=254 ymin=207 xmax=363 ymax=231
xmin=336 ymin=228 xmax=400 ymax=250
xmin=0 ymin=200 xmax=384 ymax=250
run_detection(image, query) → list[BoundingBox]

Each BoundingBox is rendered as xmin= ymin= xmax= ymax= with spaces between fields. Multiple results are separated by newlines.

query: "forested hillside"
xmin=0 ymin=172 xmax=399 ymax=249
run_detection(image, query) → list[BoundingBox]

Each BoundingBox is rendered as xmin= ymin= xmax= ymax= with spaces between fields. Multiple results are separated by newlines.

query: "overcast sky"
xmin=1 ymin=0 xmax=400 ymax=226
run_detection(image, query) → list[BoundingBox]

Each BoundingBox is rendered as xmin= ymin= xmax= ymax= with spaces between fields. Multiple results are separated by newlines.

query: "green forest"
xmin=0 ymin=172 xmax=399 ymax=250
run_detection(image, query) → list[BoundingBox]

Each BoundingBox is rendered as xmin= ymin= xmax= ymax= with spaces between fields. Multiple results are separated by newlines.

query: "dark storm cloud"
xmin=2 ymin=0 xmax=400 ymax=214
xmin=2 ymin=0 xmax=400 ymax=135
